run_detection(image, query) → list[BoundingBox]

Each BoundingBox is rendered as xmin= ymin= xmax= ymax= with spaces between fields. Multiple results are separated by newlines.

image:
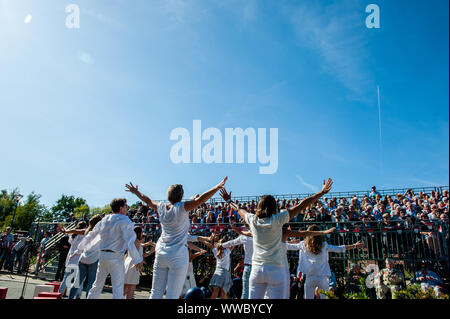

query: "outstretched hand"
xmin=219 ymin=188 xmax=232 ymax=202
xmin=325 ymin=227 xmax=336 ymax=234
xmin=320 ymin=178 xmax=333 ymax=195
xmin=216 ymin=177 xmax=228 ymax=190
xmin=125 ymin=182 xmax=139 ymax=195
xmin=354 ymin=241 xmax=364 ymax=249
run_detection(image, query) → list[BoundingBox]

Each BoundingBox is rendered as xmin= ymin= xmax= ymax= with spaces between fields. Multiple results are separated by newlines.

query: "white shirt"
xmin=296 ymin=241 xmax=346 ymax=277
xmin=79 ymin=232 xmax=100 ymax=265
xmin=222 ymin=235 xmax=253 ymax=265
xmin=212 ymin=247 xmax=231 ymax=270
xmin=156 ymin=202 xmax=190 ymax=254
xmin=67 ymin=234 xmax=84 ymax=266
xmin=244 ymin=210 xmax=290 ymax=268
xmin=75 ymin=214 xmax=142 ymax=265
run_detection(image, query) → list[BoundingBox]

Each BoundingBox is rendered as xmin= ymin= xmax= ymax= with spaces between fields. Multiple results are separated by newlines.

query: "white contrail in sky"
xmin=296 ymin=175 xmax=319 ymax=192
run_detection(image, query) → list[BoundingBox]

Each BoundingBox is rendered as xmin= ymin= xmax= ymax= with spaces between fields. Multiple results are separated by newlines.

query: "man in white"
xmin=74 ymin=198 xmax=143 ymax=299
xmin=125 ymin=177 xmax=227 ymax=299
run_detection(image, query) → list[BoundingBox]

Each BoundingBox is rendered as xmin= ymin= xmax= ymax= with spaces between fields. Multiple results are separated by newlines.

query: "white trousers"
xmin=149 ymin=249 xmax=189 ymax=299
xmin=304 ymin=275 xmax=329 ymax=299
xmin=87 ymin=252 xmax=125 ymax=299
xmin=249 ymin=265 xmax=290 ymax=299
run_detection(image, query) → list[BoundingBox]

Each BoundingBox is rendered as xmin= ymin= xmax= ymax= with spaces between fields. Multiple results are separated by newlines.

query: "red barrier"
xmin=0 ymin=287 xmax=8 ymax=299
xmin=38 ymin=292 xmax=62 ymax=299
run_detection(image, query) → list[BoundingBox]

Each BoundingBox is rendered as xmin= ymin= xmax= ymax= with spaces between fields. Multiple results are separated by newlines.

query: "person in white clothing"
xmin=74 ymin=198 xmax=144 ymax=299
xmin=219 ymin=178 xmax=333 ymax=299
xmin=292 ymin=224 xmax=364 ymax=299
xmin=200 ymin=234 xmax=235 ymax=299
xmin=57 ymin=221 xmax=86 ymax=297
xmin=219 ymin=225 xmax=254 ymax=299
xmin=125 ymin=176 xmax=227 ymax=299
xmin=231 ymin=223 xmax=335 ymax=299
xmin=63 ymin=215 xmax=102 ymax=299
xmin=124 ymin=226 xmax=155 ymax=299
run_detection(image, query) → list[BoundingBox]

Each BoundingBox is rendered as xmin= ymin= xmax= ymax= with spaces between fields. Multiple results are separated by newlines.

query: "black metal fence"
xmin=28 ymin=219 xmax=449 ymax=295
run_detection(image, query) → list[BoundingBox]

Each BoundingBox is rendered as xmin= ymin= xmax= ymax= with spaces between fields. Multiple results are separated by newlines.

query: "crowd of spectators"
xmin=124 ymin=187 xmax=449 ymax=236
xmin=0 ymin=226 xmax=34 ymax=274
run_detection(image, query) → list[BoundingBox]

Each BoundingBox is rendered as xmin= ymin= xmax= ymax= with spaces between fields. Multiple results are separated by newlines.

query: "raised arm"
xmin=196 ymin=235 xmax=215 ymax=249
xmin=125 ymin=182 xmax=158 ymax=212
xmin=344 ymin=241 xmax=364 ymax=251
xmin=219 ymin=188 xmax=247 ymax=221
xmin=190 ymin=249 xmax=207 ymax=262
xmin=285 ymin=227 xmax=336 ymax=238
xmin=61 ymin=228 xmax=86 ymax=235
xmin=231 ymin=224 xmax=253 ymax=237
xmin=288 ymin=178 xmax=333 ymax=220
xmin=187 ymin=241 xmax=204 ymax=252
xmin=184 ymin=177 xmax=228 ymax=212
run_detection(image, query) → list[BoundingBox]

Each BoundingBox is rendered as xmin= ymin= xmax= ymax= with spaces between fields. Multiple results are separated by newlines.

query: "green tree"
xmin=51 ymin=194 xmax=87 ymax=220
xmin=74 ymin=204 xmax=90 ymax=220
xmin=0 ymin=188 xmax=21 ymax=223
xmin=14 ymin=192 xmax=48 ymax=231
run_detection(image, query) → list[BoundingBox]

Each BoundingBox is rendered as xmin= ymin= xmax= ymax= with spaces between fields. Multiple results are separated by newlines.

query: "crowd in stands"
xmin=123 ymin=186 xmax=449 ymax=236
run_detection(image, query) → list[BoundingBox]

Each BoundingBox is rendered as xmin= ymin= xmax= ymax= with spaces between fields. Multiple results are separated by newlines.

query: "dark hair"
xmin=72 ymin=221 xmax=87 ymax=239
xmin=134 ymin=226 xmax=143 ymax=241
xmin=255 ymin=195 xmax=277 ymax=219
xmin=110 ymin=198 xmax=127 ymax=213
xmin=167 ymin=184 xmax=184 ymax=204
xmin=138 ymin=205 xmax=149 ymax=215
xmin=85 ymin=215 xmax=102 ymax=235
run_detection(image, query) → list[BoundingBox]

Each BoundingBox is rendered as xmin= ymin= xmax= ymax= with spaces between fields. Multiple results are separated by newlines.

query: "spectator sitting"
xmin=375 ymin=258 xmax=405 ymax=299
xmin=410 ymin=262 xmax=444 ymax=296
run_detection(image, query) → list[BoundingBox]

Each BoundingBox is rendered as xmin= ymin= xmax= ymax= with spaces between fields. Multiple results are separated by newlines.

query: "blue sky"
xmin=0 ymin=0 xmax=448 ymax=208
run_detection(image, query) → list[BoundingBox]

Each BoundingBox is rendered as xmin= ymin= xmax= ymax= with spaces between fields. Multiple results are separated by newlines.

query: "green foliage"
xmin=394 ymin=284 xmax=449 ymax=299
xmin=0 ymin=188 xmax=21 ymax=223
xmin=320 ymin=277 xmax=371 ymax=299
xmin=90 ymin=205 xmax=111 ymax=217
xmin=13 ymin=192 xmax=49 ymax=231
xmin=342 ymin=277 xmax=371 ymax=299
xmin=0 ymin=189 xmax=49 ymax=231
xmin=318 ymin=289 xmax=339 ymax=299
xmin=51 ymin=194 xmax=87 ymax=220
xmin=74 ymin=204 xmax=90 ymax=220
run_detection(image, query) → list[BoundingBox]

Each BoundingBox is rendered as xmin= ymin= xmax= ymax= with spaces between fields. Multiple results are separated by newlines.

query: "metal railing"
xmin=30 ymin=221 xmax=78 ymax=275
xmin=27 ymin=219 xmax=449 ymax=291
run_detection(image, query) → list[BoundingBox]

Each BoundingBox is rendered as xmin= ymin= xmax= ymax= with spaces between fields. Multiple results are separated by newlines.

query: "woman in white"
xmin=219 ymin=178 xmax=333 ymax=299
xmin=229 ymin=223 xmax=335 ymax=299
xmin=125 ymin=176 xmax=227 ymax=299
xmin=200 ymin=234 xmax=235 ymax=299
xmin=124 ymin=226 xmax=155 ymax=299
xmin=290 ymin=224 xmax=364 ymax=299
xmin=57 ymin=221 xmax=86 ymax=296
xmin=65 ymin=215 xmax=102 ymax=299
xmin=219 ymin=224 xmax=254 ymax=299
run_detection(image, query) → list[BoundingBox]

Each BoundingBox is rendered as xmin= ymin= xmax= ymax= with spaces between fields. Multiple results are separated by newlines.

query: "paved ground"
xmin=0 ymin=271 xmax=150 ymax=299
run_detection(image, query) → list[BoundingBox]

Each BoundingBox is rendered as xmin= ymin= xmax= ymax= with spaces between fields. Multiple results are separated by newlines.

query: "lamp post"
xmin=10 ymin=194 xmax=24 ymax=230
